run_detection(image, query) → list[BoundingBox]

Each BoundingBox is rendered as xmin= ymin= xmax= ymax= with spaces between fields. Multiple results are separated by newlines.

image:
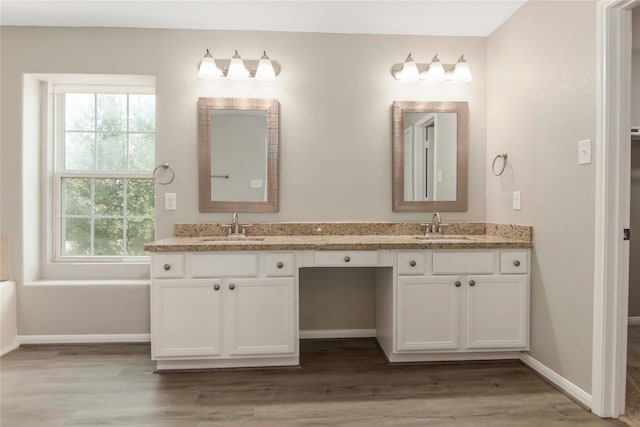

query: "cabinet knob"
xmin=469 ymin=280 xmax=476 ymax=287
xmin=409 ymin=260 xmax=417 ymax=267
xmin=513 ymin=260 xmax=521 ymax=267
xmin=344 ymin=256 xmax=351 ymax=263
xmin=163 ymin=264 xmax=171 ymax=271
xmin=229 ymin=283 xmax=235 ymax=290
xmin=455 ymin=281 xmax=461 ymax=287
xmin=277 ymin=262 xmax=284 ymax=269
xmin=213 ymin=284 xmax=220 ymax=291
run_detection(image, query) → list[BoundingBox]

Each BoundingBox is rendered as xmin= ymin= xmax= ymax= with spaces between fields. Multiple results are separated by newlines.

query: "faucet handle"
xmin=420 ymin=223 xmax=433 ymax=234
xmin=241 ymin=224 xmax=252 ymax=235
xmin=437 ymin=223 xmax=449 ymax=234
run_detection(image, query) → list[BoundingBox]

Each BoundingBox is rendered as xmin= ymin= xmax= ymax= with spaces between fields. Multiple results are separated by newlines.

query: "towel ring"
xmin=153 ymin=162 xmax=176 ymax=185
xmin=492 ymin=153 xmax=508 ymax=176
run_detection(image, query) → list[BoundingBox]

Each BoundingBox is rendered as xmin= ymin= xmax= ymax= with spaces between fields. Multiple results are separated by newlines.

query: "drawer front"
xmin=191 ymin=253 xmax=258 ymax=277
xmin=500 ymin=251 xmax=529 ymax=274
xmin=432 ymin=251 xmax=494 ymax=275
xmin=314 ymin=251 xmax=379 ymax=267
xmin=397 ymin=252 xmax=426 ymax=275
xmin=265 ymin=253 xmax=296 ymax=277
xmin=153 ymin=254 xmax=184 ymax=278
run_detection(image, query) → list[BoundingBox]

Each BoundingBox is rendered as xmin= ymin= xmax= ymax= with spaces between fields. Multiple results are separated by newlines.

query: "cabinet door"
xmin=397 ymin=276 xmax=461 ymax=351
xmin=225 ymin=278 xmax=297 ymax=356
xmin=465 ymin=275 xmax=529 ymax=350
xmin=152 ymin=280 xmax=223 ymax=359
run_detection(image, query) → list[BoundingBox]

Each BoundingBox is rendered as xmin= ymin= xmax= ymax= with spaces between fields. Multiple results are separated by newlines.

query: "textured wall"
xmin=487 ymin=1 xmax=597 ymax=393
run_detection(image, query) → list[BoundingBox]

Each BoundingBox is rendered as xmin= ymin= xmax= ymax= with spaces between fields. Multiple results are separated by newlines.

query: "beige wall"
xmin=487 ymin=1 xmax=597 ymax=392
xmin=630 ymin=8 xmax=640 ymax=317
xmin=0 ymin=26 xmax=486 ymax=335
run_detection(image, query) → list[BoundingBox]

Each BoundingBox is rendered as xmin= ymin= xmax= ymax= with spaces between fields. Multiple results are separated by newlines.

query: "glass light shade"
xmin=255 ymin=51 xmax=276 ymax=81
xmin=424 ymin=55 xmax=446 ymax=84
xmin=227 ymin=50 xmax=250 ymax=80
xmin=198 ymin=49 xmax=222 ymax=80
xmin=452 ymin=56 xmax=472 ymax=84
xmin=399 ymin=53 xmax=419 ymax=82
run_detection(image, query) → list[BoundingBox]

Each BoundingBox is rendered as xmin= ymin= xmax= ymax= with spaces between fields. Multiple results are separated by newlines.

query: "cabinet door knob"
xmin=455 ymin=281 xmax=461 ymax=287
xmin=163 ymin=264 xmax=171 ymax=271
xmin=344 ymin=256 xmax=351 ymax=263
xmin=409 ymin=260 xmax=417 ymax=267
xmin=277 ymin=262 xmax=284 ymax=269
xmin=513 ymin=260 xmax=521 ymax=267
xmin=213 ymin=284 xmax=220 ymax=291
xmin=469 ymin=280 xmax=476 ymax=287
xmin=229 ymin=283 xmax=235 ymax=290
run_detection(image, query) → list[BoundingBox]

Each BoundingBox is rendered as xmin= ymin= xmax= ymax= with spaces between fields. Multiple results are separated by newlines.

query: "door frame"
xmin=592 ymin=0 xmax=636 ymax=417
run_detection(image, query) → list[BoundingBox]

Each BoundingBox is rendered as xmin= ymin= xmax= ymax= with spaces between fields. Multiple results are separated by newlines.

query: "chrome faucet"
xmin=228 ymin=212 xmax=245 ymax=236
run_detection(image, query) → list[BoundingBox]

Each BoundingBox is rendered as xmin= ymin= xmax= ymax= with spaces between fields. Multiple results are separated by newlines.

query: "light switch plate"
xmin=164 ymin=193 xmax=177 ymax=210
xmin=513 ymin=191 xmax=522 ymax=210
xmin=578 ymin=139 xmax=592 ymax=165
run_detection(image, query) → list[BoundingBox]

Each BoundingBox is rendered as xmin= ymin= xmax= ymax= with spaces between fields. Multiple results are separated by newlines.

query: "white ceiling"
xmin=0 ymin=1 xmax=527 ymax=37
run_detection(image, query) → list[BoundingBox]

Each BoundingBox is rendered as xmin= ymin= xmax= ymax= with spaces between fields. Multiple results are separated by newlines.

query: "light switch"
xmin=437 ymin=170 xmax=443 ymax=182
xmin=164 ymin=193 xmax=177 ymax=210
xmin=578 ymin=139 xmax=592 ymax=165
xmin=251 ymin=179 xmax=263 ymax=188
xmin=513 ymin=191 xmax=522 ymax=210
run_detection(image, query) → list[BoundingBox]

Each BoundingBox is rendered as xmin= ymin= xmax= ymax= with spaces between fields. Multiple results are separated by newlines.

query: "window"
xmin=54 ymin=86 xmax=155 ymax=260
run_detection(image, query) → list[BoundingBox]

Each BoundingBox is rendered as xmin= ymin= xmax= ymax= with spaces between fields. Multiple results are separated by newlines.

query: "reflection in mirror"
xmin=198 ymin=98 xmax=279 ymax=212
xmin=393 ymin=101 xmax=468 ymax=212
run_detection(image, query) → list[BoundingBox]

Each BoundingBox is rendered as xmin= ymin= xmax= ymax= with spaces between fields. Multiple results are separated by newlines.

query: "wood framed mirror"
xmin=198 ymin=98 xmax=279 ymax=212
xmin=392 ymin=101 xmax=468 ymax=212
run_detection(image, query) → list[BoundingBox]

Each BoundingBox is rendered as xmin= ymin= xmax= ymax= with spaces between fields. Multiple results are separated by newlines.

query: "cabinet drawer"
xmin=397 ymin=252 xmax=425 ymax=275
xmin=153 ymin=254 xmax=184 ymax=278
xmin=500 ymin=251 xmax=528 ymax=274
xmin=314 ymin=251 xmax=378 ymax=267
xmin=191 ymin=253 xmax=258 ymax=277
xmin=265 ymin=253 xmax=296 ymax=277
xmin=432 ymin=251 xmax=494 ymax=275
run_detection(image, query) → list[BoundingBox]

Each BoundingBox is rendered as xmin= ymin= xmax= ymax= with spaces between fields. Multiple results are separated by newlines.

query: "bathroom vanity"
xmin=145 ymin=222 xmax=532 ymax=371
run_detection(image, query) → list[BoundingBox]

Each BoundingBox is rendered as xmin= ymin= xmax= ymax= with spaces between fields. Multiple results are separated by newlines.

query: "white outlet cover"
xmin=251 ymin=179 xmax=263 ymax=188
xmin=164 ymin=193 xmax=177 ymax=210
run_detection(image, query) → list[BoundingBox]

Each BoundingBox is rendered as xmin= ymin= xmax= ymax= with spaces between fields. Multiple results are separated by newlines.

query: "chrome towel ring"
xmin=492 ymin=153 xmax=508 ymax=176
xmin=153 ymin=162 xmax=176 ymax=185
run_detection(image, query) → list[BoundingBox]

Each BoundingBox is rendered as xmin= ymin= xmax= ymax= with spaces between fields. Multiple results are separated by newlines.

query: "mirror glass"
xmin=392 ymin=101 xmax=468 ymax=212
xmin=198 ymin=98 xmax=279 ymax=212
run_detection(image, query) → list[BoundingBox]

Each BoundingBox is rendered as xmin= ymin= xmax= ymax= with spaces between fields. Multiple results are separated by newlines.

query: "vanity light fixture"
xmin=197 ymin=49 xmax=281 ymax=81
xmin=392 ymin=53 xmax=472 ymax=84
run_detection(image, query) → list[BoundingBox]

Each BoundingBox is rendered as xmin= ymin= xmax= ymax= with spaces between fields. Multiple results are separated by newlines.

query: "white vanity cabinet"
xmin=392 ymin=250 xmax=530 ymax=361
xmin=150 ymin=252 xmax=298 ymax=370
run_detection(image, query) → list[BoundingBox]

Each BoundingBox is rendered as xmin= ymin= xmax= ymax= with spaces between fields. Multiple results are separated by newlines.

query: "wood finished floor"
xmin=0 ymin=339 xmax=626 ymax=426
xmin=623 ymin=325 xmax=640 ymax=426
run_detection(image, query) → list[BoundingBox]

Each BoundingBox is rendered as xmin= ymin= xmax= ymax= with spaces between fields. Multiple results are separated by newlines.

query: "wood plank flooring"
xmin=623 ymin=325 xmax=640 ymax=426
xmin=0 ymin=339 xmax=626 ymax=426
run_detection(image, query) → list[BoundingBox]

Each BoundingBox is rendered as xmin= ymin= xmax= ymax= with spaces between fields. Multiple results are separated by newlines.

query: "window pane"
xmin=65 ymin=93 xmax=95 ymax=131
xmin=94 ymin=218 xmax=123 ymax=256
xmin=126 ymin=218 xmax=154 ymax=256
xmin=61 ymin=178 xmax=92 ymax=215
xmin=62 ymin=217 xmax=91 ymax=256
xmin=129 ymin=94 xmax=155 ymax=132
xmin=64 ymin=132 xmax=95 ymax=170
xmin=129 ymin=134 xmax=155 ymax=171
xmin=97 ymin=94 xmax=127 ymax=132
xmin=97 ymin=133 xmax=126 ymax=170
xmin=94 ymin=178 xmax=124 ymax=216
xmin=127 ymin=179 xmax=155 ymax=217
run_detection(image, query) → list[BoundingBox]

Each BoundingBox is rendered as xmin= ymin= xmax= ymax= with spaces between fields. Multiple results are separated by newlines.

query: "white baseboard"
xmin=18 ymin=333 xmax=150 ymax=345
xmin=520 ymin=353 xmax=591 ymax=408
xmin=629 ymin=316 xmax=640 ymax=325
xmin=1 ymin=342 xmax=19 ymax=357
xmin=299 ymin=329 xmax=376 ymax=340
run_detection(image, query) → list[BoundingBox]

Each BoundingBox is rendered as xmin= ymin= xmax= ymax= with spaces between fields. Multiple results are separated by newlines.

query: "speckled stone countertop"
xmin=144 ymin=222 xmax=532 ymax=252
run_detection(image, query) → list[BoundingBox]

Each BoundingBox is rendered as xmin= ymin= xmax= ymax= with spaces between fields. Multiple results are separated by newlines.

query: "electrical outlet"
xmin=513 ymin=191 xmax=522 ymax=210
xmin=165 ymin=193 xmax=177 ymax=210
xmin=251 ymin=179 xmax=263 ymax=188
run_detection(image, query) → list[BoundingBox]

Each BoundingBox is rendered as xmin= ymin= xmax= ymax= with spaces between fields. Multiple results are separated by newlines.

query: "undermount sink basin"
xmin=199 ymin=236 xmax=265 ymax=244
xmin=414 ymin=235 xmax=473 ymax=242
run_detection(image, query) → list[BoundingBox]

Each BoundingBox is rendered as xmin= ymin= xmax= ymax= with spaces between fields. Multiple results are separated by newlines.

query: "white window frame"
xmin=51 ymin=84 xmax=156 ymax=264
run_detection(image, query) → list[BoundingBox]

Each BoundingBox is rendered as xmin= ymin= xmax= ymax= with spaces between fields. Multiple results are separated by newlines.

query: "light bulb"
xmin=424 ymin=54 xmax=446 ymax=84
xmin=255 ymin=51 xmax=276 ymax=81
xmin=452 ymin=55 xmax=472 ymax=84
xmin=227 ymin=50 xmax=249 ymax=80
xmin=198 ymin=49 xmax=222 ymax=80
xmin=399 ymin=53 xmax=419 ymax=82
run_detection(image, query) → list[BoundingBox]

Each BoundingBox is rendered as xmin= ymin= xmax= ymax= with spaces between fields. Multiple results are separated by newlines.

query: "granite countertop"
xmin=144 ymin=222 xmax=533 ymax=252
